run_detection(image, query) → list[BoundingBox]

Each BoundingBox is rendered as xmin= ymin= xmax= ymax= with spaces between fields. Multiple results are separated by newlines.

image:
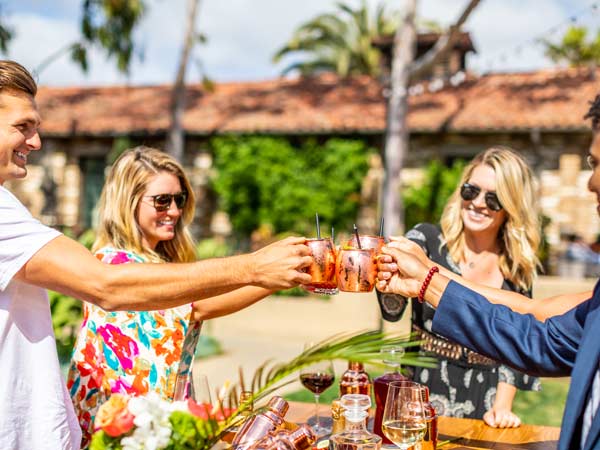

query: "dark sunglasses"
xmin=460 ymin=183 xmax=503 ymax=211
xmin=144 ymin=192 xmax=188 ymax=212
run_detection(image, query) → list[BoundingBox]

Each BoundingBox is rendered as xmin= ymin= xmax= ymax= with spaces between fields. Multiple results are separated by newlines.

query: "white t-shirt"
xmin=0 ymin=186 xmax=81 ymax=450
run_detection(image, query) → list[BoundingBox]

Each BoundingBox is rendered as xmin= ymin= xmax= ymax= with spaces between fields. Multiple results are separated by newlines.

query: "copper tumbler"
xmin=303 ymin=238 xmax=338 ymax=295
xmin=336 ymin=247 xmax=377 ymax=292
xmin=346 ymin=234 xmax=385 ymax=253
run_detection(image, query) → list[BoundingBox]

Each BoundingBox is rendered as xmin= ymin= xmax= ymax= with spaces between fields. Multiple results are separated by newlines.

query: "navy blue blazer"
xmin=432 ymin=280 xmax=600 ymax=450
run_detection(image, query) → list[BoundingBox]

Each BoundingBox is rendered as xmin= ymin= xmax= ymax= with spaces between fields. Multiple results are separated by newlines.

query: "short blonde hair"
xmin=440 ymin=146 xmax=540 ymax=291
xmin=93 ymin=146 xmax=197 ymax=263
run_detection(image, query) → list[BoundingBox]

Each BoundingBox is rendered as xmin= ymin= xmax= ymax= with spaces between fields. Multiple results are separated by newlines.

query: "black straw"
xmin=353 ymin=224 xmax=362 ymax=249
xmin=315 ymin=213 xmax=321 ymax=239
xmin=379 ymin=217 xmax=384 ymax=237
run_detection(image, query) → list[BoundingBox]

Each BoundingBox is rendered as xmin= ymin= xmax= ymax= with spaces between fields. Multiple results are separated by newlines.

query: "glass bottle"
xmin=222 ymin=390 xmax=254 ymax=444
xmin=232 ymin=396 xmax=289 ymax=450
xmin=340 ymin=362 xmax=371 ymax=397
xmin=250 ymin=424 xmax=316 ymax=450
xmin=372 ymin=347 xmax=409 ymax=446
xmin=417 ymin=386 xmax=437 ymax=450
xmin=330 ymin=399 xmax=346 ymax=436
xmin=330 ymin=394 xmax=381 ymax=450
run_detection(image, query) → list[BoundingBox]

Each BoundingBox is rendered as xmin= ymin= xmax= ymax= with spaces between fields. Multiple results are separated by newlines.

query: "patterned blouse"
xmin=377 ymin=223 xmax=540 ymax=419
xmin=66 ymin=247 xmax=201 ymax=447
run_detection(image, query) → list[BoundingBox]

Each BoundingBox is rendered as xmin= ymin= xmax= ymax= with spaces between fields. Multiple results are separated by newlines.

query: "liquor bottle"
xmin=249 ymin=424 xmax=316 ymax=450
xmin=340 ymin=361 xmax=371 ymax=397
xmin=222 ymin=390 xmax=254 ymax=444
xmin=372 ymin=347 xmax=409 ymax=446
xmin=232 ymin=396 xmax=289 ymax=450
xmin=330 ymin=394 xmax=381 ymax=450
xmin=330 ymin=399 xmax=346 ymax=436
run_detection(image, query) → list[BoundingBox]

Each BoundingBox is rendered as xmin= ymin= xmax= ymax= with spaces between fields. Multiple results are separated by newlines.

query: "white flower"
xmin=120 ymin=393 xmax=173 ymax=450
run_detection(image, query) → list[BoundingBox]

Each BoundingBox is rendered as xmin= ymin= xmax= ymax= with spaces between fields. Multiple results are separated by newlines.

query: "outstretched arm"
xmin=385 ymin=237 xmax=591 ymax=320
xmin=16 ymin=235 xmax=312 ymax=312
xmin=377 ymin=243 xmax=585 ymax=377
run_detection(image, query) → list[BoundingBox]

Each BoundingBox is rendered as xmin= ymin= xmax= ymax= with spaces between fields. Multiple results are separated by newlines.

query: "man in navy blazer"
xmin=377 ymin=94 xmax=600 ymax=450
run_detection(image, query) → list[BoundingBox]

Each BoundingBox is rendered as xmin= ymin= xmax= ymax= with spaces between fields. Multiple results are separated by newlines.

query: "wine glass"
xmin=299 ymin=344 xmax=335 ymax=436
xmin=382 ymin=381 xmax=426 ymax=450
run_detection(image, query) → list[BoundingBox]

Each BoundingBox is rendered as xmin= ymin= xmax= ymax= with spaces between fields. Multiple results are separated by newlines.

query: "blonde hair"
xmin=440 ymin=146 xmax=540 ymax=291
xmin=92 ymin=146 xmax=197 ymax=263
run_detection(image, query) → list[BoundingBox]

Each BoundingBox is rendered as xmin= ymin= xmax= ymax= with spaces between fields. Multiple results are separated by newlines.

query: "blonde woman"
xmin=377 ymin=146 xmax=541 ymax=428
xmin=67 ymin=147 xmax=275 ymax=447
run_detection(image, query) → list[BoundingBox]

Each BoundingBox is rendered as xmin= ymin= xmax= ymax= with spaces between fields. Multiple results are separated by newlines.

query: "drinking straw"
xmin=331 ymin=226 xmax=335 ymax=243
xmin=353 ymin=224 xmax=362 ymax=249
xmin=379 ymin=217 xmax=384 ymax=237
xmin=315 ymin=213 xmax=321 ymax=239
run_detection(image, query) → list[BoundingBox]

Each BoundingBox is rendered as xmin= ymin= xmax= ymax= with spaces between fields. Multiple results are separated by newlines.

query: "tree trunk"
xmin=381 ymin=0 xmax=481 ymax=236
xmin=382 ymin=0 xmax=417 ymax=236
xmin=166 ymin=0 xmax=201 ymax=162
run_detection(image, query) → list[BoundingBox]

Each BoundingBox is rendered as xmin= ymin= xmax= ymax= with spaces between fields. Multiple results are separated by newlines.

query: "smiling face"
xmin=136 ymin=171 xmax=184 ymax=250
xmin=0 ymin=90 xmax=42 ymax=185
xmin=460 ymin=164 xmax=507 ymax=237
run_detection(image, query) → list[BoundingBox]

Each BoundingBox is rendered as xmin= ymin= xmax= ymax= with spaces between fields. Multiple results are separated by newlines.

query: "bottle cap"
xmin=331 ymin=399 xmax=343 ymax=420
xmin=289 ymin=424 xmax=316 ymax=450
xmin=340 ymin=394 xmax=370 ymax=422
xmin=268 ymin=396 xmax=290 ymax=417
xmin=381 ymin=346 xmax=404 ymax=369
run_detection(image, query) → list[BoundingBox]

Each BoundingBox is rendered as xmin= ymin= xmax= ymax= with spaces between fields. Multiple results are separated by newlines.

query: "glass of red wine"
xmin=299 ymin=343 xmax=335 ymax=436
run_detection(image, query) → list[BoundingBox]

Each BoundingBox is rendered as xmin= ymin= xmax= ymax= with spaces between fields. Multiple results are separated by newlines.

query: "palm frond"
xmin=206 ymin=330 xmax=436 ymax=447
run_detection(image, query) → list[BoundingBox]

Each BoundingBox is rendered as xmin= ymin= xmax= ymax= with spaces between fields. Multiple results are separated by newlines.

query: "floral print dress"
xmin=66 ymin=247 xmax=201 ymax=447
xmin=377 ymin=223 xmax=541 ymax=419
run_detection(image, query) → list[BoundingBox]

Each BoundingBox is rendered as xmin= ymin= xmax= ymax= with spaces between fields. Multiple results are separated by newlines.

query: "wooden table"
xmin=286 ymin=401 xmax=560 ymax=450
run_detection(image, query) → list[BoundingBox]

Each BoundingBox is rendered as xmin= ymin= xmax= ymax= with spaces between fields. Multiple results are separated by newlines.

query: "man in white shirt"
xmin=0 ymin=60 xmax=313 ymax=450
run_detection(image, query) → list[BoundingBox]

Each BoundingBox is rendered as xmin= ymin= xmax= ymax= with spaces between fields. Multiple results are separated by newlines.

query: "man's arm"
xmin=15 ymin=235 xmax=312 ymax=311
xmin=432 ymin=280 xmax=583 ymax=377
xmin=387 ymin=236 xmax=591 ymax=320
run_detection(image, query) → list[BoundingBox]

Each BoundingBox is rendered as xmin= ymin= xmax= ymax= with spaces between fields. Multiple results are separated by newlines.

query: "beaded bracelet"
xmin=418 ymin=266 xmax=439 ymax=303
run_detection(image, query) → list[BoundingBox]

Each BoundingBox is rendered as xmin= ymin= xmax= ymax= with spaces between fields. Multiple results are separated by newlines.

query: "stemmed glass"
xmin=299 ymin=344 xmax=335 ymax=436
xmin=382 ymin=381 xmax=426 ymax=450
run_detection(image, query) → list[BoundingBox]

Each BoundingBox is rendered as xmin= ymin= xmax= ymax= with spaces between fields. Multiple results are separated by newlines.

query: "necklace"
xmin=464 ymin=251 xmax=489 ymax=270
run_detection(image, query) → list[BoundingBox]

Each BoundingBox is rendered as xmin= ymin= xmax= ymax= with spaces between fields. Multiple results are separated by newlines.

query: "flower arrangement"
xmin=90 ymin=331 xmax=434 ymax=450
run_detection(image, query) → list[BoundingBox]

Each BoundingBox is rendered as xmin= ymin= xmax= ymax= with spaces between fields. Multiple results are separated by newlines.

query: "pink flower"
xmin=95 ymin=394 xmax=135 ymax=437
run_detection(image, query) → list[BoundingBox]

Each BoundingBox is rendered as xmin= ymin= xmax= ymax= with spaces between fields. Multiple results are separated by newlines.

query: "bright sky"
xmin=2 ymin=0 xmax=598 ymax=87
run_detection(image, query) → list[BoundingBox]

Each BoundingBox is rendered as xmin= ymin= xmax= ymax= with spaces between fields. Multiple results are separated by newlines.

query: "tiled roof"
xmin=35 ymin=67 xmax=598 ymax=137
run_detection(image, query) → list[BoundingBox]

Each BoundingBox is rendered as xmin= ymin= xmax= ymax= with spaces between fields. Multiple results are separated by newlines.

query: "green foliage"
xmin=196 ymin=238 xmax=233 ymax=259
xmin=90 ymin=430 xmax=123 ymax=450
xmin=74 ymin=0 xmax=146 ymax=73
xmin=166 ymin=411 xmax=217 ymax=450
xmin=211 ymin=136 xmax=372 ymax=239
xmin=543 ymin=26 xmax=600 ymax=67
xmin=403 ymin=159 xmax=466 ymax=231
xmin=272 ymin=0 xmax=400 ymax=76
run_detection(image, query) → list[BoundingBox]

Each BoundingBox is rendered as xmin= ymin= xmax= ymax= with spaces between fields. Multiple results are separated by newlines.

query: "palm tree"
xmin=272 ymin=0 xmax=399 ymax=77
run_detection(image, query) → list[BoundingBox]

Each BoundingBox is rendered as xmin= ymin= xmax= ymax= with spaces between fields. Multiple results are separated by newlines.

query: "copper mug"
xmin=303 ymin=238 xmax=338 ymax=295
xmin=346 ymin=234 xmax=385 ymax=253
xmin=336 ymin=247 xmax=377 ymax=292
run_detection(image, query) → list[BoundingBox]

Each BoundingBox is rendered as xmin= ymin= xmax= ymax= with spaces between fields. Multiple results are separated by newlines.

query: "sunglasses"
xmin=143 ymin=192 xmax=188 ymax=212
xmin=460 ymin=183 xmax=503 ymax=211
